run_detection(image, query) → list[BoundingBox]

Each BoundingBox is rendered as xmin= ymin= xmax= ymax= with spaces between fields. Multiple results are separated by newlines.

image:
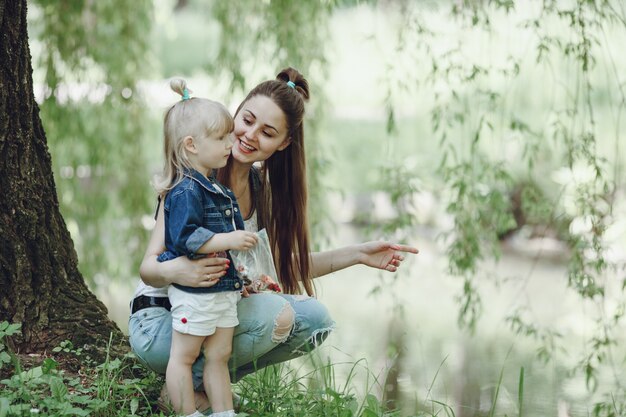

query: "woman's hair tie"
xmin=286 ymin=81 xmax=296 ymax=89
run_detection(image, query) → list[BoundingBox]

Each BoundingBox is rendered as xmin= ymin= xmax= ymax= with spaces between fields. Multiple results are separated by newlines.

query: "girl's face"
xmin=231 ymin=95 xmax=291 ymax=164
xmin=191 ymin=131 xmax=233 ymax=175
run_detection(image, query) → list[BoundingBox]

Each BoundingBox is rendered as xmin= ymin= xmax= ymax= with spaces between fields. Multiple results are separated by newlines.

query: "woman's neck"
xmin=227 ymin=159 xmax=256 ymax=219
xmin=228 ymin=159 xmax=253 ymax=189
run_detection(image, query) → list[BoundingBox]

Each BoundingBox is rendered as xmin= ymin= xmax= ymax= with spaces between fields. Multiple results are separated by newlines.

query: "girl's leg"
xmin=159 ymin=294 xmax=322 ymax=389
xmin=167 ymin=330 xmax=205 ymax=415
xmin=188 ymin=293 xmax=294 ymax=388
xmin=202 ymin=327 xmax=235 ymax=413
xmin=232 ymin=294 xmax=334 ymax=380
xmin=129 ymin=295 xmax=294 ymax=400
xmin=129 ymin=307 xmax=211 ymax=411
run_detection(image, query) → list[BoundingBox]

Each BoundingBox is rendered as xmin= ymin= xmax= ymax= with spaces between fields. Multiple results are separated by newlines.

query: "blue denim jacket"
xmin=158 ymin=169 xmax=245 ymax=293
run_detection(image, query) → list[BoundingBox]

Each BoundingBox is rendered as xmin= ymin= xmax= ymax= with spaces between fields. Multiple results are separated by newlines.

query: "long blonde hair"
xmin=153 ymin=79 xmax=234 ymax=195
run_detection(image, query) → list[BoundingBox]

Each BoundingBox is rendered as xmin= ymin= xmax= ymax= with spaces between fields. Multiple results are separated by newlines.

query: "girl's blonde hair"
xmin=153 ymin=79 xmax=234 ymax=195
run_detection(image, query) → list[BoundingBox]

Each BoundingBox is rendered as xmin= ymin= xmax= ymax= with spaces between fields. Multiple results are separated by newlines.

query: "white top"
xmin=243 ymin=211 xmax=258 ymax=233
xmin=133 ymin=212 xmax=259 ymax=299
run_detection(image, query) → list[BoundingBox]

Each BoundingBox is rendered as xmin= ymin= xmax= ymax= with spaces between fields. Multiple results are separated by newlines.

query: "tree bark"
xmin=0 ymin=0 xmax=126 ymax=359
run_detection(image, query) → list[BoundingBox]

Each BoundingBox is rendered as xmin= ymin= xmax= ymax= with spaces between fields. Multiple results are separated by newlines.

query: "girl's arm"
xmin=139 ymin=202 xmax=229 ymax=288
xmin=310 ymin=241 xmax=418 ymax=279
xmin=197 ymin=230 xmax=258 ymax=254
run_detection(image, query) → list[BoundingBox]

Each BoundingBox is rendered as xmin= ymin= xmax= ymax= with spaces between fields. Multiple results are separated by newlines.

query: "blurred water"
xmin=309 ymin=223 xmax=569 ymax=416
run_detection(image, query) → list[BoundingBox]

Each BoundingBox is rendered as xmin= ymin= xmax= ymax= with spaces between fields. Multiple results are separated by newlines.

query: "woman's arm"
xmin=310 ymin=241 xmax=418 ymax=279
xmin=139 ymin=202 xmax=230 ymax=288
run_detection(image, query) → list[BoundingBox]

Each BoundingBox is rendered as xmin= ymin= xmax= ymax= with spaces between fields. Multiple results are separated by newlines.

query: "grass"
xmin=0 ymin=321 xmax=534 ymax=417
xmin=0 ymin=325 xmax=162 ymax=416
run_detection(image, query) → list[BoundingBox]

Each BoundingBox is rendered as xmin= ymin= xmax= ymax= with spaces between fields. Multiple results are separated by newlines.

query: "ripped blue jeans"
xmin=129 ymin=293 xmax=334 ymax=387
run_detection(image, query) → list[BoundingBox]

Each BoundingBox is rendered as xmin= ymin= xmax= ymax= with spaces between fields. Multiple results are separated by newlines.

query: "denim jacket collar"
xmin=183 ymin=168 xmax=227 ymax=197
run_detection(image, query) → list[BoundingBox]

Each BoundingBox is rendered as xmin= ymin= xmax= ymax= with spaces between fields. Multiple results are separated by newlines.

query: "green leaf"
xmin=42 ymin=357 xmax=58 ymax=374
xmin=64 ymin=407 xmax=90 ymax=416
xmin=364 ymin=394 xmax=380 ymax=412
xmin=6 ymin=323 xmax=21 ymax=335
xmin=49 ymin=376 xmax=68 ymax=401
xmin=0 ymin=322 xmax=21 ymax=338
xmin=0 ymin=397 xmax=9 ymax=417
xmin=20 ymin=366 xmax=43 ymax=381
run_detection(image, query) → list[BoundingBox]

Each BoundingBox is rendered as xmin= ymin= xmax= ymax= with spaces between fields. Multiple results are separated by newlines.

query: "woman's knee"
xmin=271 ymin=303 xmax=295 ymax=343
xmin=290 ymin=296 xmax=334 ymax=330
xmin=284 ymin=296 xmax=334 ymax=349
xmin=236 ymin=294 xmax=290 ymax=334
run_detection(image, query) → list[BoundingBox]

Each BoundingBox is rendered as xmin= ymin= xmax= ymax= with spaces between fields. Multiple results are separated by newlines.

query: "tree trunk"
xmin=0 ymin=0 xmax=126 ymax=359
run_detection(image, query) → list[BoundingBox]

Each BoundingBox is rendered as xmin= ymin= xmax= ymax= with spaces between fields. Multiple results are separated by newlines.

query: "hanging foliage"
xmin=376 ymin=0 xmax=626 ymax=413
xmin=30 ymin=0 xmax=154 ymax=288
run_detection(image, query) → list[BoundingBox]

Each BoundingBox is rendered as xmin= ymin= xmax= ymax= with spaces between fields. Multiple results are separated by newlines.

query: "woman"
xmin=130 ymin=67 xmax=418 ymax=409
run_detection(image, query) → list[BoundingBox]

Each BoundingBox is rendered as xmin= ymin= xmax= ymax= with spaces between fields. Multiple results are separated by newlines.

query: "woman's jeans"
xmin=129 ymin=293 xmax=334 ymax=388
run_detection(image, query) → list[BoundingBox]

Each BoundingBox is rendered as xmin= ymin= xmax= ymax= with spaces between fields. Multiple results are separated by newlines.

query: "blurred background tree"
xmin=30 ymin=0 xmax=154 ymax=291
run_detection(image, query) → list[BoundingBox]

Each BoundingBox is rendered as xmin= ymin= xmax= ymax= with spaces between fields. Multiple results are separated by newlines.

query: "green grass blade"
xmin=488 ymin=365 xmax=504 ymax=417
xmin=518 ymin=366 xmax=524 ymax=417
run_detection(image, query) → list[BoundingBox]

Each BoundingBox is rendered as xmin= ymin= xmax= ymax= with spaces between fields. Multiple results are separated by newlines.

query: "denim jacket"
xmin=158 ymin=169 xmax=245 ymax=293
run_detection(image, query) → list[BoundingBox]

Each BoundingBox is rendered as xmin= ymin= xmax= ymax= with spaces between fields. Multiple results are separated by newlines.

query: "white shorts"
xmin=168 ymin=286 xmax=240 ymax=336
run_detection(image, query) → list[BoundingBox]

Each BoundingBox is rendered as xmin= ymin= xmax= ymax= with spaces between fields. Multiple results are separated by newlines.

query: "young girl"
xmin=156 ymin=79 xmax=257 ymax=417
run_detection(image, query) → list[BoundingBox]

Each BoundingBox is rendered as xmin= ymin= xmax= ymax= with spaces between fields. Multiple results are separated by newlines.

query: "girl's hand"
xmin=227 ymin=230 xmax=258 ymax=251
xmin=164 ymin=255 xmax=230 ymax=287
xmin=357 ymin=241 xmax=418 ymax=272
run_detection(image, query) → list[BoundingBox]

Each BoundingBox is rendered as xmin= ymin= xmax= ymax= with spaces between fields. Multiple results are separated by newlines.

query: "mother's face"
xmin=231 ymin=95 xmax=291 ymax=164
